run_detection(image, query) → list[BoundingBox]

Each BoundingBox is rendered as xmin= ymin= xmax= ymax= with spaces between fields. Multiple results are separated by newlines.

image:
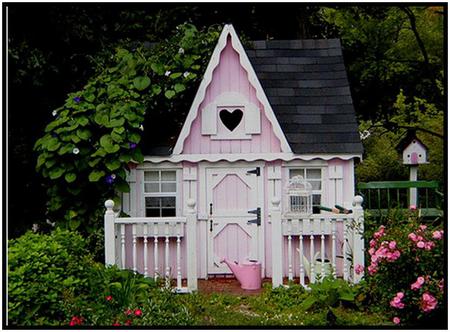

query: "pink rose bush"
xmin=363 ymin=216 xmax=444 ymax=327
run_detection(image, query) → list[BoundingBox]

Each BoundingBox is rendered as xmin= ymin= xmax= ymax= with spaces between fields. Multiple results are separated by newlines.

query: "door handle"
xmin=210 ymin=219 xmax=213 ymax=232
xmin=209 ymin=203 xmax=213 ymax=232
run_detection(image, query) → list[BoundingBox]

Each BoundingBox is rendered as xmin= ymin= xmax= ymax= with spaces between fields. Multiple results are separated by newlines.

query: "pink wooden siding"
xmin=213 ymin=174 xmax=250 ymax=213
xmin=182 ymin=38 xmax=281 ymax=154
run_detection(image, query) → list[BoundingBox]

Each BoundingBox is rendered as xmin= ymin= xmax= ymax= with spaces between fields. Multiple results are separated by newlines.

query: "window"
xmin=143 ymin=170 xmax=177 ymax=217
xmin=289 ymin=168 xmax=322 ymax=214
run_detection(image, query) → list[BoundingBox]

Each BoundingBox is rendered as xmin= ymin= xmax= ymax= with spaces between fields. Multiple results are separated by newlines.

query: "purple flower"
xmin=105 ymin=174 xmax=116 ymax=185
xmin=73 ymin=96 xmax=81 ymax=103
xmin=129 ymin=142 xmax=137 ymax=149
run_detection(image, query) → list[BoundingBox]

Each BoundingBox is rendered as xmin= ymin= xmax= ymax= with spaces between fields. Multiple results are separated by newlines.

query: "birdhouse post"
xmin=399 ymin=132 xmax=429 ymax=207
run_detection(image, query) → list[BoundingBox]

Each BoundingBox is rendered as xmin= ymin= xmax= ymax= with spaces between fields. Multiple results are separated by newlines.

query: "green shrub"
xmin=8 ymin=229 xmax=97 ymax=326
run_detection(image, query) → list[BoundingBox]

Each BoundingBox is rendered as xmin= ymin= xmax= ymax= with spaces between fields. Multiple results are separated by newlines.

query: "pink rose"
xmin=419 ymin=224 xmax=427 ymax=231
xmin=421 ymin=292 xmax=437 ymax=312
xmin=388 ymin=241 xmax=396 ymax=250
xmin=408 ymin=233 xmax=418 ymax=242
xmin=393 ymin=317 xmax=401 ymax=325
xmin=396 ymin=292 xmax=404 ymax=299
xmin=432 ymin=230 xmax=442 ymax=240
xmin=411 ymin=276 xmax=425 ymax=290
xmin=424 ymin=241 xmax=435 ymax=251
xmin=368 ymin=248 xmax=375 ymax=255
xmin=417 ymin=241 xmax=425 ymax=248
xmin=355 ymin=264 xmax=364 ymax=275
xmin=369 ymin=239 xmax=377 ymax=248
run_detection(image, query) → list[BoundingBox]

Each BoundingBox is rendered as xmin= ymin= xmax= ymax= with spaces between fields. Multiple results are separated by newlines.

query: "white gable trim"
xmin=172 ymin=24 xmax=292 ymax=155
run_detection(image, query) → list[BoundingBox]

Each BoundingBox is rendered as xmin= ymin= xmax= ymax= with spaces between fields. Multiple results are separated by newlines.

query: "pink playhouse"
xmin=104 ymin=24 xmax=365 ymax=292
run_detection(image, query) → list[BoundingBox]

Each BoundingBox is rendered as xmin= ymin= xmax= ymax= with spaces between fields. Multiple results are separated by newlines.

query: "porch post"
xmin=104 ymin=199 xmax=116 ymax=266
xmin=271 ymin=197 xmax=283 ymax=288
xmin=186 ymin=198 xmax=198 ymax=292
xmin=352 ymin=195 xmax=365 ymax=283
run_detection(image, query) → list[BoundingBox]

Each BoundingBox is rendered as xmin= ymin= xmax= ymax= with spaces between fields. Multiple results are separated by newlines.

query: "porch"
xmin=103 ymin=196 xmax=365 ymax=292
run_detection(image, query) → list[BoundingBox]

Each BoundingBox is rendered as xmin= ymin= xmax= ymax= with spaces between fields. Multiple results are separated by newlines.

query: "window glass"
xmin=144 ymin=170 xmax=177 ymax=217
xmin=289 ymin=168 xmax=322 ymax=214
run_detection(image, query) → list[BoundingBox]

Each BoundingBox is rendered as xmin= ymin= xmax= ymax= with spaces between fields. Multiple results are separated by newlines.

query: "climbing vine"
xmin=34 ymin=24 xmax=221 ymax=232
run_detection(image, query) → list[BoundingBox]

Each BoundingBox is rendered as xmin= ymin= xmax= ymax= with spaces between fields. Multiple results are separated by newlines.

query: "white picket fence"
xmin=104 ymin=196 xmax=364 ymax=292
xmin=270 ymin=196 xmax=365 ymax=288
xmin=104 ymin=199 xmax=198 ymax=293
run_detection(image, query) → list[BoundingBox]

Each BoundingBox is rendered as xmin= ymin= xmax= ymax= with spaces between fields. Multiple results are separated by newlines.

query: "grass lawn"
xmin=177 ymin=282 xmax=392 ymax=327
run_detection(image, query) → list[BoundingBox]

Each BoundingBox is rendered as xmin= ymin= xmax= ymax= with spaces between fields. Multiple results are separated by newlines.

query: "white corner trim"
xmin=143 ymin=153 xmax=362 ymax=164
xmin=172 ymin=24 xmax=292 ymax=155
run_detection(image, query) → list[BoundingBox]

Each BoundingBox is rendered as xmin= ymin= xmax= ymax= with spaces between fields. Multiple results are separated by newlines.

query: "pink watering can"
xmin=220 ymin=258 xmax=262 ymax=290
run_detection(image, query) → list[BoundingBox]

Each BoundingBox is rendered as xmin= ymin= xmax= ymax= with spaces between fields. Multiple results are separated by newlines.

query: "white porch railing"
xmin=104 ymin=199 xmax=198 ymax=292
xmin=271 ymin=196 xmax=365 ymax=288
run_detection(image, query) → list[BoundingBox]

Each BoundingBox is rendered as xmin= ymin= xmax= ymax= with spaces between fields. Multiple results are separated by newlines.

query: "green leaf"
xmin=131 ymin=149 xmax=144 ymax=163
xmin=49 ymin=167 xmax=65 ymax=180
xmin=57 ymin=143 xmax=75 ymax=155
xmin=165 ymin=90 xmax=176 ymax=99
xmin=151 ymin=85 xmax=162 ymax=95
xmin=88 ymin=158 xmax=101 ymax=167
xmin=36 ymin=154 xmax=47 ymax=169
xmin=84 ymin=93 xmax=95 ymax=102
xmin=113 ymin=126 xmax=125 ymax=134
xmin=128 ymin=132 xmax=141 ymax=143
xmin=119 ymin=154 xmax=131 ymax=163
xmin=88 ymin=170 xmax=105 ymax=182
xmin=133 ymin=76 xmax=151 ymax=91
xmin=100 ymin=135 xmax=114 ymax=149
xmin=150 ymin=62 xmax=164 ymax=75
xmin=106 ymin=118 xmax=125 ymax=128
xmin=76 ymin=129 xmax=92 ymax=140
xmin=106 ymin=159 xmax=121 ymax=171
xmin=69 ymin=219 xmax=80 ymax=231
xmin=300 ymin=296 xmax=317 ymax=311
xmin=174 ymin=83 xmax=185 ymax=93
xmin=77 ymin=117 xmax=89 ymax=126
xmin=47 ymin=138 xmax=61 ymax=152
xmin=94 ymin=113 xmax=109 ymax=126
xmin=115 ymin=179 xmax=130 ymax=193
xmin=170 ymin=72 xmax=182 ymax=79
xmin=65 ymin=173 xmax=77 ymax=183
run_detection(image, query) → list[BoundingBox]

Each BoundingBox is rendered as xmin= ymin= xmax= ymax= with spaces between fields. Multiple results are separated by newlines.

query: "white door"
xmin=206 ymin=166 xmax=264 ymax=274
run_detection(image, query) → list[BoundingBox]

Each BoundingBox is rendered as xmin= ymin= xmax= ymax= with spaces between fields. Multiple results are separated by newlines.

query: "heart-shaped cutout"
xmin=219 ymin=109 xmax=243 ymax=132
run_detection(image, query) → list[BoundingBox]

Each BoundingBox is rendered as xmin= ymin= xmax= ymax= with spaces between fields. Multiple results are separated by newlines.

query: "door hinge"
xmin=247 ymin=167 xmax=260 ymax=176
xmin=247 ymin=207 xmax=261 ymax=226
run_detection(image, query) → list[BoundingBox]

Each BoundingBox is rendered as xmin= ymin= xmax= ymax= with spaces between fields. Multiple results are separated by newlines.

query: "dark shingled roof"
xmin=141 ymin=38 xmax=363 ymax=156
xmin=246 ymin=39 xmax=363 ymax=155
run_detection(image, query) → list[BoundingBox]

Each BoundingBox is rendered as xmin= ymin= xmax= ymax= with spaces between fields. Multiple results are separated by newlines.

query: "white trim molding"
xmin=143 ymin=153 xmax=362 ymax=164
xmin=172 ymin=24 xmax=292 ymax=155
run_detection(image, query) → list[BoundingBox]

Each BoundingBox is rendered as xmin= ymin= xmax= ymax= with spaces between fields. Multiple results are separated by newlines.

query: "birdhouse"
xmin=398 ymin=132 xmax=428 ymax=165
xmin=285 ymin=175 xmax=313 ymax=217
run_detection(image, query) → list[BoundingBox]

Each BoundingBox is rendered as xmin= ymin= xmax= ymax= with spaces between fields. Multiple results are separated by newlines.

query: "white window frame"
xmin=287 ymin=166 xmax=325 ymax=215
xmin=141 ymin=168 xmax=181 ymax=217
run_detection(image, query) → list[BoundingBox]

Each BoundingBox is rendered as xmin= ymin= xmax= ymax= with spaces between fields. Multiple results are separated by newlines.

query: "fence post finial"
xmin=186 ymin=198 xmax=197 ymax=292
xmin=104 ymin=199 xmax=116 ymax=266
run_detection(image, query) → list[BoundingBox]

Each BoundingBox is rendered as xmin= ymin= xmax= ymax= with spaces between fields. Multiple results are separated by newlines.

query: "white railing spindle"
xmin=299 ymin=219 xmax=305 ymax=286
xmin=143 ymin=223 xmax=148 ymax=278
xmin=165 ymin=223 xmax=170 ymax=287
xmin=132 ymin=224 xmax=137 ymax=273
xmin=343 ymin=219 xmax=349 ymax=281
xmin=309 ymin=218 xmax=315 ymax=283
xmin=120 ymin=224 xmax=126 ymax=269
xmin=287 ymin=220 xmax=293 ymax=281
xmin=176 ymin=222 xmax=182 ymax=290
xmin=331 ymin=218 xmax=337 ymax=278
xmin=154 ymin=223 xmax=159 ymax=280
xmin=320 ymin=218 xmax=325 ymax=280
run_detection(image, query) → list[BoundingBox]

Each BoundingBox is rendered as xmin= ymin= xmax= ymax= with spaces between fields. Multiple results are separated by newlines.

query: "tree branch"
xmin=368 ymin=123 xmax=443 ymax=139
xmin=400 ymin=7 xmax=430 ymax=65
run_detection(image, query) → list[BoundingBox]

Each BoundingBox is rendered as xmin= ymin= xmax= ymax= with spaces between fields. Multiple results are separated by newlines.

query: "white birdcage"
xmin=285 ymin=175 xmax=313 ymax=216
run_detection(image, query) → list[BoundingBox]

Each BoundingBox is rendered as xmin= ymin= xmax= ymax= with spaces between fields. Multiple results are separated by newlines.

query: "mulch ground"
xmin=197 ymin=276 xmax=272 ymax=296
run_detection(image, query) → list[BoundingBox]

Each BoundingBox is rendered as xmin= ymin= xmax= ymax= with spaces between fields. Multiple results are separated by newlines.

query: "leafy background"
xmin=7 ymin=4 xmax=445 ymax=237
